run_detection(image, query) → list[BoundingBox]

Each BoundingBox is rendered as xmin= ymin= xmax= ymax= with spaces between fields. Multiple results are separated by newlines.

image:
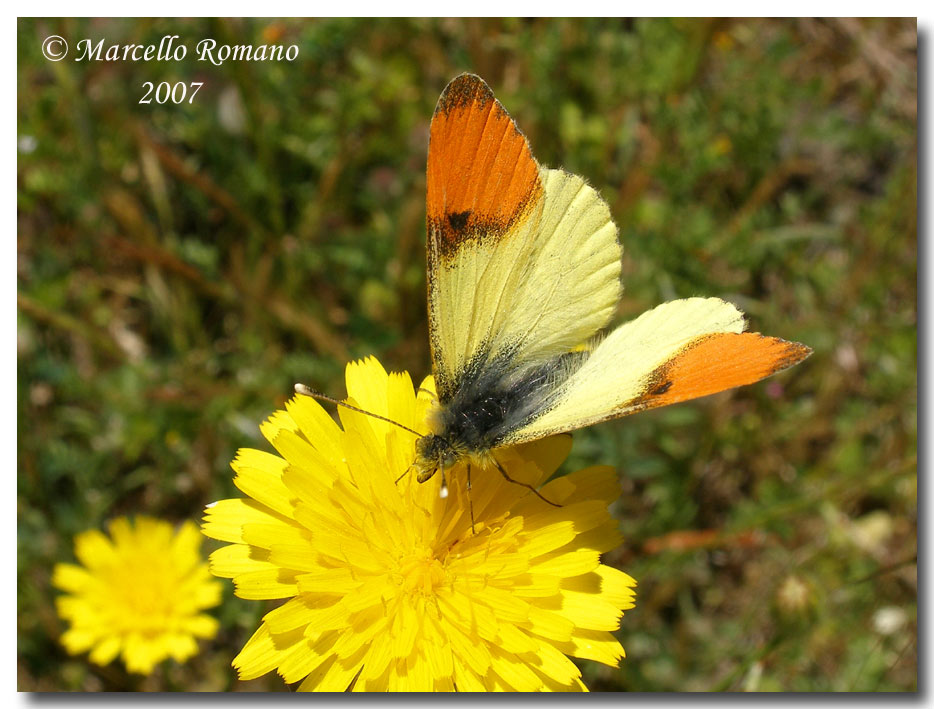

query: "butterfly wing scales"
xmin=427 ymin=74 xmax=621 ymax=402
xmin=426 ymin=75 xmax=541 ymax=252
xmin=502 ymin=297 xmax=811 ymax=442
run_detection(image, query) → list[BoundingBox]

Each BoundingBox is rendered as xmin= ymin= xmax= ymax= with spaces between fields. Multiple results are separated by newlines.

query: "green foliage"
xmin=18 ymin=18 xmax=916 ymax=691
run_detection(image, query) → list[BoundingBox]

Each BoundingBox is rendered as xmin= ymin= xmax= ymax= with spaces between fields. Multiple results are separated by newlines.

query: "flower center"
xmin=103 ymin=561 xmax=178 ymax=631
xmin=396 ymin=549 xmax=448 ymax=597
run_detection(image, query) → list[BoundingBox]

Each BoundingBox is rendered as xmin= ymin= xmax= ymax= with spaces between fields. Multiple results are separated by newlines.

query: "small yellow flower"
xmin=52 ymin=517 xmax=222 ymax=675
xmin=203 ymin=356 xmax=636 ymax=691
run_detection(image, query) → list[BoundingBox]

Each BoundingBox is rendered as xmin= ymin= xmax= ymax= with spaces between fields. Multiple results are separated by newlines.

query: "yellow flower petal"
xmin=202 ymin=498 xmax=290 ymax=544
xmin=313 ymin=650 xmax=365 ymax=691
xmin=556 ymin=591 xmax=623 ymax=631
xmin=73 ymin=529 xmax=115 ymax=569
xmin=260 ymin=410 xmax=298 ymax=442
xmin=594 ymin=564 xmax=638 ymax=607
xmin=285 ymin=395 xmax=344 ymax=465
xmin=232 ymin=449 xmax=294 ymax=518
xmin=278 ymin=637 xmax=322 ymax=684
xmin=235 ymin=624 xmax=301 ymax=681
xmin=530 ymin=549 xmax=601 ymax=576
xmin=233 ymin=568 xmax=300 ymax=600
xmin=525 ymin=606 xmax=575 ymax=642
xmin=240 ymin=520 xmax=310 ymax=550
xmin=209 ymin=543 xmax=273 ymax=578
xmin=262 ymin=598 xmax=320 ymax=635
xmin=551 ymin=629 xmax=625 ymax=667
xmin=270 ymin=428 xmax=330 ymax=479
xmin=50 ymin=563 xmax=91 ymax=593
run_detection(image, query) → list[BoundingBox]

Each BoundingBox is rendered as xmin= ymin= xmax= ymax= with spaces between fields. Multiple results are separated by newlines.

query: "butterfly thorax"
xmin=413 ymin=380 xmax=517 ymax=481
xmin=414 ymin=351 xmax=588 ymax=483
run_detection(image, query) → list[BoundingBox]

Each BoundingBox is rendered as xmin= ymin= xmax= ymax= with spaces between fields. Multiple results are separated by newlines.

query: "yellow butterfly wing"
xmin=500 ymin=297 xmax=811 ymax=443
xmin=426 ymin=74 xmax=621 ymax=402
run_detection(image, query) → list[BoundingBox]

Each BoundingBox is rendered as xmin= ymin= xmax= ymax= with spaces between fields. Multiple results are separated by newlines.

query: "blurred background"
xmin=17 ymin=18 xmax=916 ymax=691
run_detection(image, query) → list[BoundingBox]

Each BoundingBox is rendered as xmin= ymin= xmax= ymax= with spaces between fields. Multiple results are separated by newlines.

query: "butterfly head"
xmin=413 ymin=433 xmax=465 ymax=483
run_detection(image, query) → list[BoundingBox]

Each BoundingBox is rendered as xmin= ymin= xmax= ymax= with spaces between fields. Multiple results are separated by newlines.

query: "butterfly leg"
xmin=439 ymin=461 xmax=448 ymax=499
xmin=466 ymin=463 xmax=475 ymax=534
xmin=394 ymin=463 xmax=415 ymax=485
xmin=491 ymin=456 xmax=560 ymax=507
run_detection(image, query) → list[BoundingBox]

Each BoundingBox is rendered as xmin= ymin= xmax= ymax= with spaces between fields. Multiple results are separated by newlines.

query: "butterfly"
xmin=409 ymin=73 xmax=811 ymax=490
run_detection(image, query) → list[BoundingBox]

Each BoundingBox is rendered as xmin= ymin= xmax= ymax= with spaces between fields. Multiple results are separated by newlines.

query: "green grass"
xmin=17 ymin=18 xmax=916 ymax=691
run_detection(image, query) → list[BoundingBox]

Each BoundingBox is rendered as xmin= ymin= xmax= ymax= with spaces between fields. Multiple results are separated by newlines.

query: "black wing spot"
xmin=447 ymin=210 xmax=471 ymax=232
xmin=650 ymin=380 xmax=673 ymax=396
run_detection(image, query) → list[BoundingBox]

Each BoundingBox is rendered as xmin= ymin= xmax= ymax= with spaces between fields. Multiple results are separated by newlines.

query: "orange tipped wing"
xmin=502 ymin=297 xmax=812 ymax=443
xmin=427 ymin=73 xmax=542 ymax=257
xmin=638 ymin=332 xmax=812 ymax=410
xmin=426 ymin=74 xmax=621 ymax=402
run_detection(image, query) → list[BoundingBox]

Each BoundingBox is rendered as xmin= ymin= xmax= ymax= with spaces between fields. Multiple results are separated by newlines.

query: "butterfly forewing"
xmin=426 ymin=74 xmax=621 ymax=405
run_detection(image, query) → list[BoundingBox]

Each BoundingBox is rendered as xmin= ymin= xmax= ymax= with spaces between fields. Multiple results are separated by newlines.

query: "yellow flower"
xmin=52 ymin=517 xmax=222 ymax=675
xmin=203 ymin=356 xmax=635 ymax=691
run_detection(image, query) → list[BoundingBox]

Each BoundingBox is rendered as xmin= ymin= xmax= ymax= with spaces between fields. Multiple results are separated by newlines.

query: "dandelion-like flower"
xmin=203 ymin=357 xmax=635 ymax=691
xmin=52 ymin=516 xmax=222 ymax=675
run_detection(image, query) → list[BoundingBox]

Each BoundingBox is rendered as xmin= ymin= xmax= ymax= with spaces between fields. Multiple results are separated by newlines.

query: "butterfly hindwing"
xmin=501 ymin=297 xmax=812 ymax=443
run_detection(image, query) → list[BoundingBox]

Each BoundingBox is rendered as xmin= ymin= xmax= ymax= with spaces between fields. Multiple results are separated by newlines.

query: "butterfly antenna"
xmin=490 ymin=455 xmax=561 ymax=507
xmin=294 ymin=383 xmax=425 ymax=439
xmin=416 ymin=386 xmax=438 ymax=402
